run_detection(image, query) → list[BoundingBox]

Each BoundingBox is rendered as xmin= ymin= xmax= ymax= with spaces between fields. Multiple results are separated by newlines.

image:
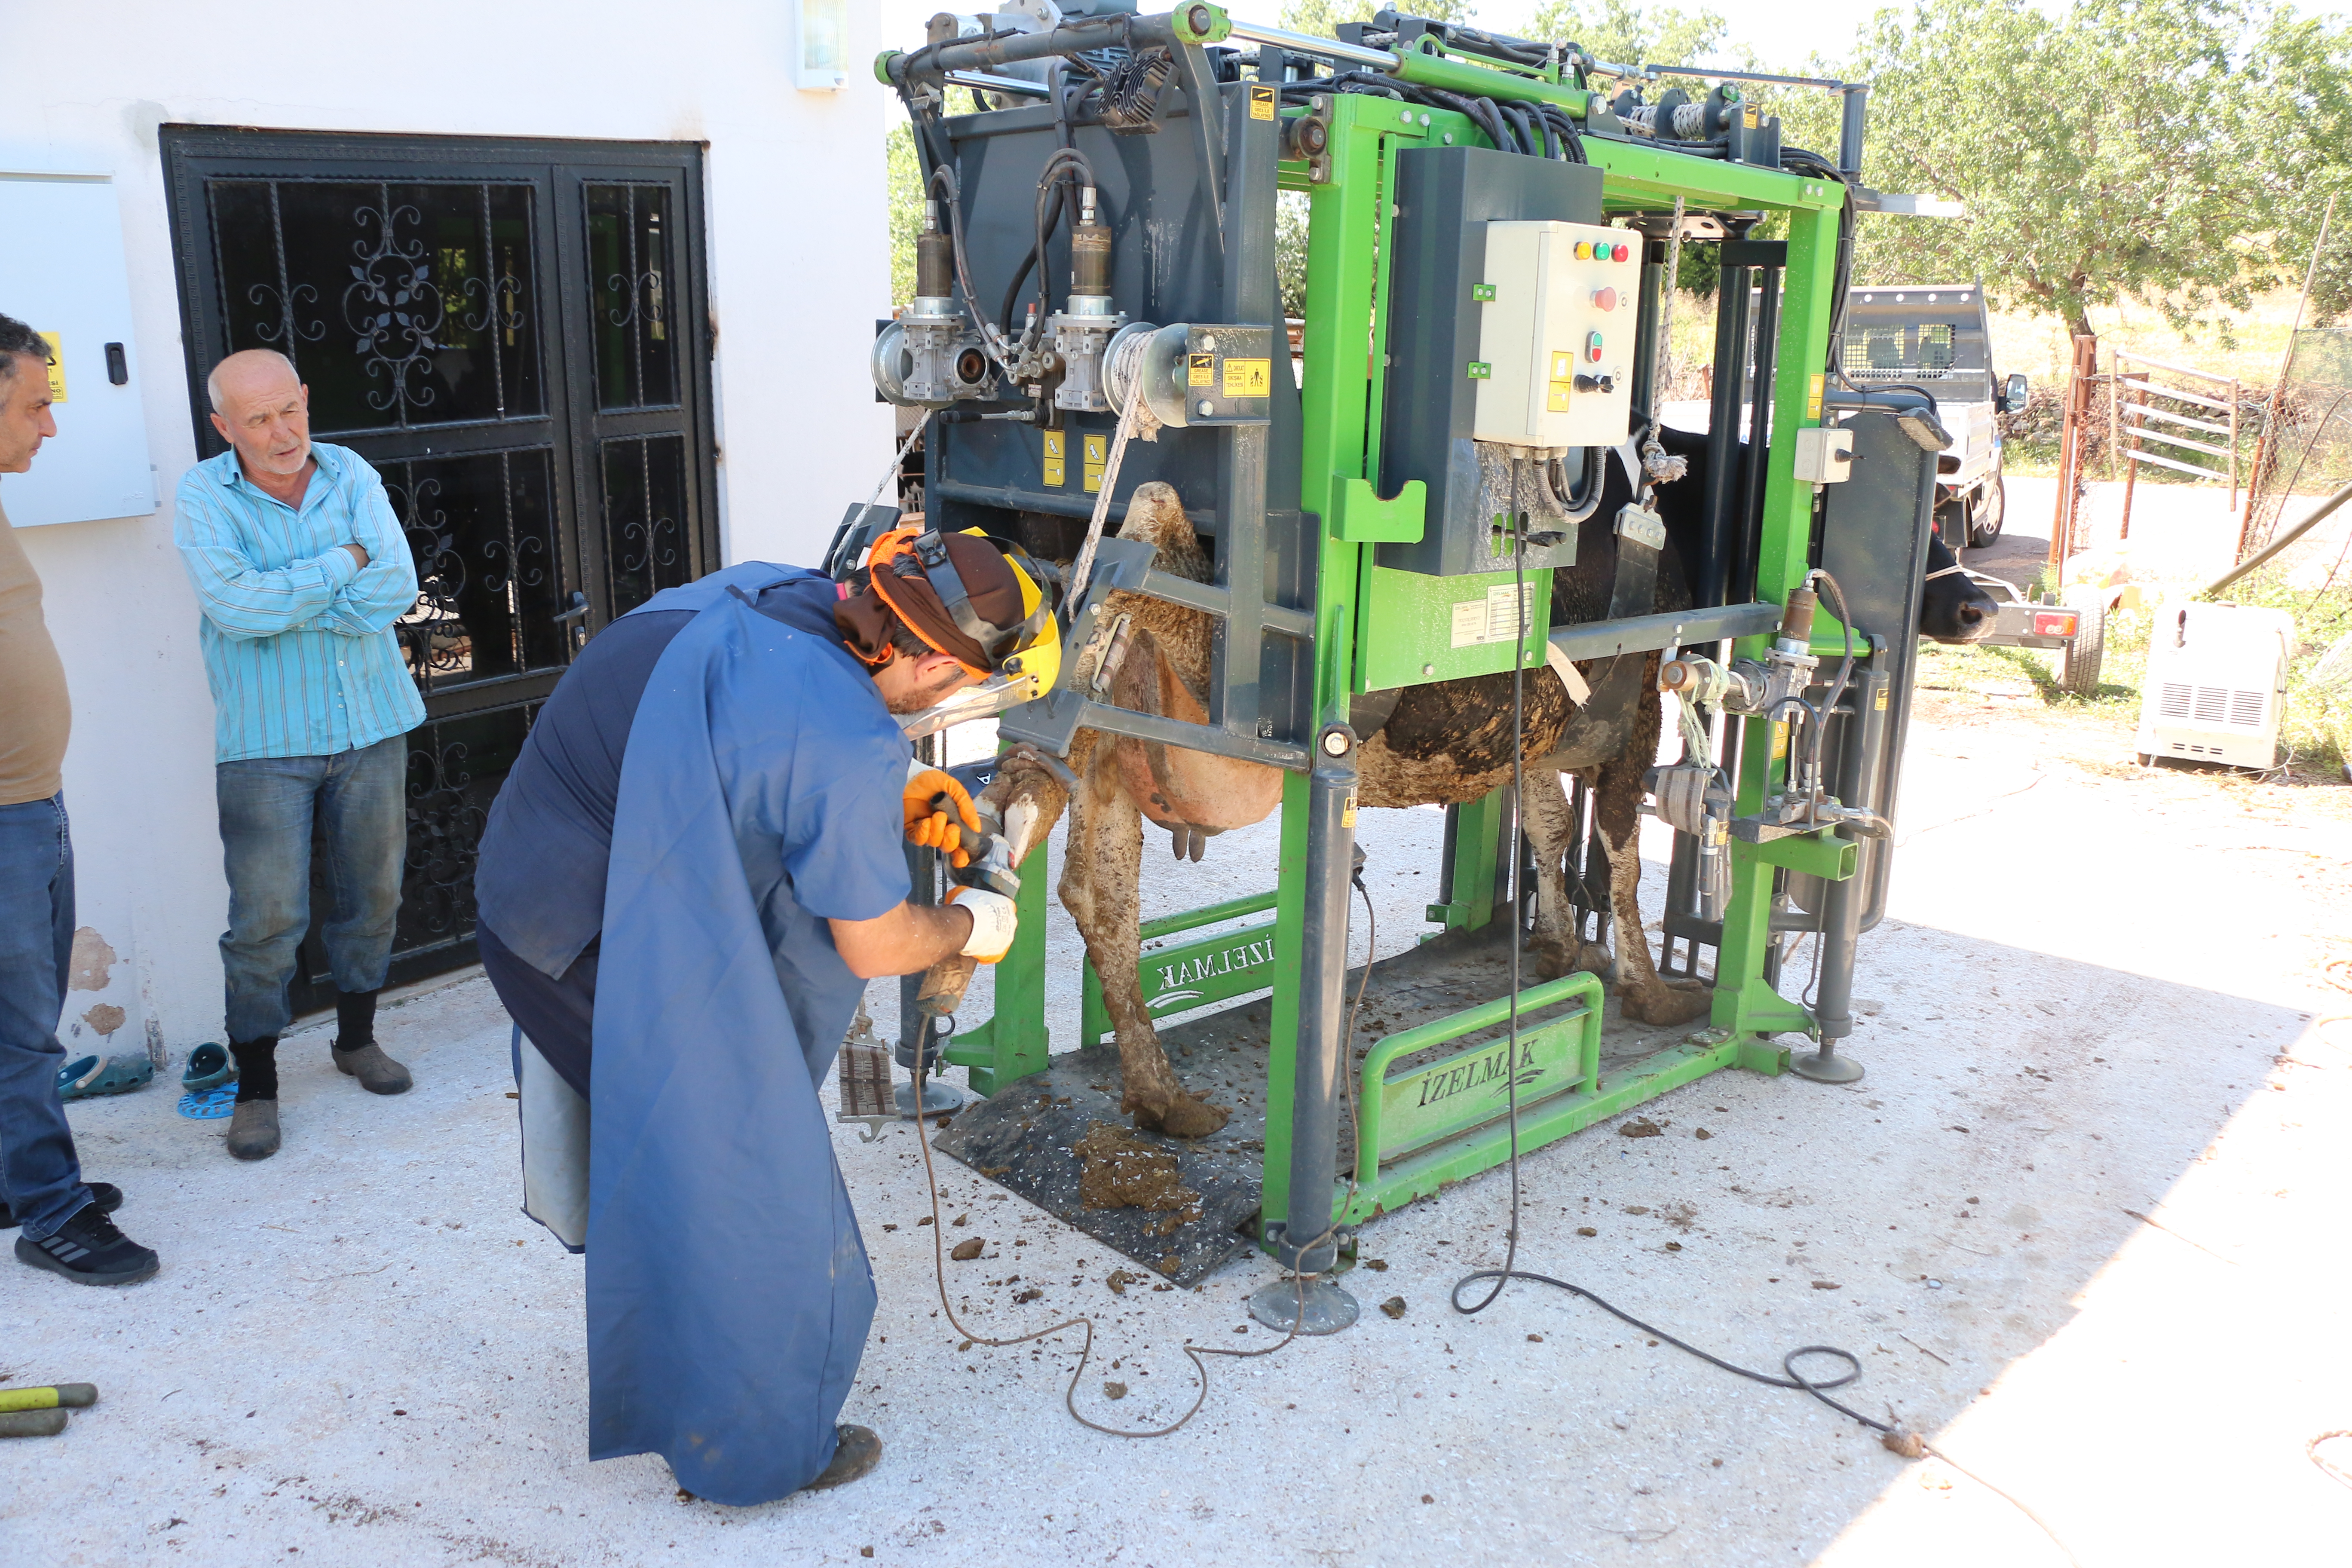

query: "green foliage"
xmin=1521 ymin=0 xmax=1726 ymax=69
xmin=1277 ymin=192 xmax=1311 ymax=320
xmin=886 ymin=120 xmax=923 ymax=309
xmin=2236 ymin=10 xmax=2352 ymax=326
xmin=1848 ymin=0 xmax=2349 ymax=340
xmin=1278 ymin=0 xmax=1479 ymax=38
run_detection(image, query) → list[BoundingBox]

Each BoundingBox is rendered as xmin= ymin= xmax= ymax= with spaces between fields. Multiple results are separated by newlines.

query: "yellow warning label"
xmin=1250 ymin=84 xmax=1277 ymax=121
xmin=1771 ymin=720 xmax=1789 ymax=760
xmin=1547 ymin=381 xmax=1574 ymax=413
xmin=1807 ymin=373 xmax=1824 ymax=420
xmin=1188 ymin=352 xmax=1215 ymax=387
xmin=1082 ymin=433 xmax=1107 ymax=493
xmin=1222 ymin=357 xmax=1270 ymax=399
xmin=1744 ymin=106 xmax=1760 ymax=129
xmin=1874 ymin=685 xmax=1889 ymax=711
xmin=1550 ymin=350 xmax=1574 ymax=380
xmin=38 ymin=332 xmax=64 ymax=402
xmin=1342 ymin=787 xmax=1358 ymax=827
xmin=1042 ymin=429 xmax=1066 ymax=488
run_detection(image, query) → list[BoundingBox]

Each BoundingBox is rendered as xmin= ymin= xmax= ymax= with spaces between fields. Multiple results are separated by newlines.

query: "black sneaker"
xmin=0 ymin=1182 xmax=123 ymax=1229
xmin=14 ymin=1201 xmax=159 ymax=1286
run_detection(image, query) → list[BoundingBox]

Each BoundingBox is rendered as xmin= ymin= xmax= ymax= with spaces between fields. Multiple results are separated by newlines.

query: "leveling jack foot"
xmin=896 ymin=1077 xmax=968 ymax=1119
xmin=1248 ymin=1276 xmax=1360 ymax=1336
xmin=1789 ymin=1042 xmax=1865 ymax=1084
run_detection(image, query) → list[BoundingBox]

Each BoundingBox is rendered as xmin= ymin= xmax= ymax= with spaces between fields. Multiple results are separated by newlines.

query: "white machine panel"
xmin=1473 ymin=219 xmax=1640 ymax=451
xmin=0 ymin=174 xmax=156 ymax=527
xmin=2134 ymin=602 xmax=2290 ymax=769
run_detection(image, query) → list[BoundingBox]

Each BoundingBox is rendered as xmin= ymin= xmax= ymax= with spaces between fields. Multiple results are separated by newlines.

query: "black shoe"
xmin=15 ymin=1201 xmax=158 ymax=1286
xmin=802 ymin=1424 xmax=882 ymax=1491
xmin=226 ymin=1100 xmax=281 ymax=1160
xmin=0 ymin=1182 xmax=122 ymax=1229
xmin=332 ymin=1041 xmax=412 ymax=1095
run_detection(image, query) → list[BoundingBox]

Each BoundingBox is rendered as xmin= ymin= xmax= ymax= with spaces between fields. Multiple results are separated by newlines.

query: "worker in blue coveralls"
xmin=471 ymin=521 xmax=1059 ymax=1505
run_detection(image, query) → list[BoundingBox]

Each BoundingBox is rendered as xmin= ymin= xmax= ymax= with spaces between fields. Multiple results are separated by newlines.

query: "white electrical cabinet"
xmin=1473 ymin=219 xmax=1640 ymax=451
xmin=2134 ymin=602 xmax=2292 ymax=769
xmin=0 ymin=174 xmax=156 ymax=527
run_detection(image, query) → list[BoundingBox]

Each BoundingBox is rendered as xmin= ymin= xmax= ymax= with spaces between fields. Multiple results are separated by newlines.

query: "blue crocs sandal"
xmin=176 ymin=1043 xmax=239 ymax=1119
xmin=180 ymin=1042 xmax=235 ymax=1093
xmin=57 ymin=1054 xmax=156 ymax=1101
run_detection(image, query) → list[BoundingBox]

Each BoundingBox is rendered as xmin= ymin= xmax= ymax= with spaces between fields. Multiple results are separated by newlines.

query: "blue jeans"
xmin=216 ymin=735 xmax=409 ymax=1044
xmin=0 ymin=793 xmax=92 ymax=1241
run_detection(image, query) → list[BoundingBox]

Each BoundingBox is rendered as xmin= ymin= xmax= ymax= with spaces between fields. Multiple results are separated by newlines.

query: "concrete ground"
xmin=8 ymin=653 xmax=2350 ymax=1565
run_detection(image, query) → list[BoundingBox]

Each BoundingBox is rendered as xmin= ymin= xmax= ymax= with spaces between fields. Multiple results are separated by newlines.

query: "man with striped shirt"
xmin=175 ymin=349 xmax=424 ymax=1161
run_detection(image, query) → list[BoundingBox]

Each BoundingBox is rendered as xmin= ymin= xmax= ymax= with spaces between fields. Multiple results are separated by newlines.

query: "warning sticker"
xmin=1188 ymin=352 xmax=1215 ymax=387
xmin=38 ymin=332 xmax=64 ymax=402
xmin=1221 ymin=357 xmax=1270 ymax=399
xmin=1250 ymin=84 xmax=1277 ymax=121
xmin=1807 ymin=372 xmax=1824 ymax=420
xmin=1042 ymin=429 xmax=1066 ymax=488
xmin=1082 ymin=433 xmax=1107 ymax=493
xmin=1449 ymin=582 xmax=1534 ymax=649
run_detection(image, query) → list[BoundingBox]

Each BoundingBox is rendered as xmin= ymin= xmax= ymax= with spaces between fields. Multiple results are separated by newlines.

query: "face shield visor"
xmin=859 ymin=525 xmax=1062 ymax=737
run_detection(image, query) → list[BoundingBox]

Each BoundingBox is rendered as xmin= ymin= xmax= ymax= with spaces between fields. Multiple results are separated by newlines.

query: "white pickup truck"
xmin=1836 ymin=284 xmax=2028 ymax=550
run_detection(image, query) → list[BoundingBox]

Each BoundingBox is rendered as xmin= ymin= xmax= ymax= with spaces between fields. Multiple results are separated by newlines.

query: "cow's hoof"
xmin=1528 ymin=933 xmax=1578 ymax=981
xmin=1132 ymin=1093 xmax=1231 ymax=1140
xmin=1620 ymin=983 xmax=1712 ymax=1027
xmin=1572 ymin=942 xmax=1617 ymax=982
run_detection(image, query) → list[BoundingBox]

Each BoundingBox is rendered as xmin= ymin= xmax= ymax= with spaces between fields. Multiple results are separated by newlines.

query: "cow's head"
xmin=1917 ymin=533 xmax=1998 ymax=643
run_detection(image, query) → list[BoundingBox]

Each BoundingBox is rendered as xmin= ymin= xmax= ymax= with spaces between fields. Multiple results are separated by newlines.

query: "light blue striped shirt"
xmin=174 ymin=441 xmax=426 ymax=763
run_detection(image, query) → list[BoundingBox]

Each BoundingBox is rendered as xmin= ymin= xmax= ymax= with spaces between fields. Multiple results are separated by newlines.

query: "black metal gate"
xmin=162 ymin=129 xmax=719 ymax=1012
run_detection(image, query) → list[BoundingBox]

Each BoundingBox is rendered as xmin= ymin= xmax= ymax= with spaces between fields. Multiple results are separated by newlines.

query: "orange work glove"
xmin=902 ymin=764 xmax=981 ymax=869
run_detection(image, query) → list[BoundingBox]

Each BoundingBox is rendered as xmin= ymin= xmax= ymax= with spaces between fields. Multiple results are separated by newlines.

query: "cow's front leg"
xmin=1059 ymin=747 xmax=1231 ymax=1139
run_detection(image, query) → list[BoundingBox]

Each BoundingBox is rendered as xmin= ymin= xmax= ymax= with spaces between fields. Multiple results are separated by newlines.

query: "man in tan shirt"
xmin=0 ymin=310 xmax=158 ymax=1285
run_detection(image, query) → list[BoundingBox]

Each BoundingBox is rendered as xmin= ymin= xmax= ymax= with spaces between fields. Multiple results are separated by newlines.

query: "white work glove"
xmin=947 ymin=886 xmax=1017 ymax=962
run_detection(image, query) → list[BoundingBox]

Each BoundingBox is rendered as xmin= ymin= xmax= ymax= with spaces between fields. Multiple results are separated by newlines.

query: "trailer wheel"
xmin=2061 ymin=606 xmax=2106 ymax=697
xmin=1968 ymin=476 xmax=2006 ymax=548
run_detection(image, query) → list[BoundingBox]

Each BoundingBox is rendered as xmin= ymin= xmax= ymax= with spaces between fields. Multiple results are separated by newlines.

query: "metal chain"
xmin=1639 ymin=196 xmax=1691 ymax=501
xmin=1061 ymin=365 xmax=1147 ymax=610
xmin=867 ymin=419 xmax=928 ymax=514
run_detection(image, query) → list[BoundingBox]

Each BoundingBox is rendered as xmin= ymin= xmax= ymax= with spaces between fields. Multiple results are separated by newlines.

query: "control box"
xmin=1472 ymin=220 xmax=1640 ymax=450
xmin=1378 ymin=147 xmax=1605 ymax=578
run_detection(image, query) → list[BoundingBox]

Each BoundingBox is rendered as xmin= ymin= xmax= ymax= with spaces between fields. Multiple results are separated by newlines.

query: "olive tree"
xmin=1848 ymin=0 xmax=2340 ymax=338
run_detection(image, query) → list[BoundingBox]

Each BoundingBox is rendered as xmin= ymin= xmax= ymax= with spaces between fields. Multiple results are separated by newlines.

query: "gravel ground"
xmin=5 ymin=689 xmax=2347 ymax=1566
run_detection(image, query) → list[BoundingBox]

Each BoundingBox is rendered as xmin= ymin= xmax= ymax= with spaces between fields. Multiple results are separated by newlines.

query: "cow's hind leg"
xmin=1592 ymin=696 xmax=1712 ymax=1027
xmin=1058 ymin=747 xmax=1231 ymax=1139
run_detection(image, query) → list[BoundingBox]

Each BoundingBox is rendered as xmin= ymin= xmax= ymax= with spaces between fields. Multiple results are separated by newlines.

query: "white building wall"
xmin=0 ymin=0 xmax=893 ymax=1060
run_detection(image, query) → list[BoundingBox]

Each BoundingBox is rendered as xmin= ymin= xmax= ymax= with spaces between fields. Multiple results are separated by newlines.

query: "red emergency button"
xmin=1585 ymin=330 xmax=1604 ymax=361
xmin=1612 ymin=242 xmax=1630 ymax=262
xmin=1591 ymin=286 xmax=1618 ymax=312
